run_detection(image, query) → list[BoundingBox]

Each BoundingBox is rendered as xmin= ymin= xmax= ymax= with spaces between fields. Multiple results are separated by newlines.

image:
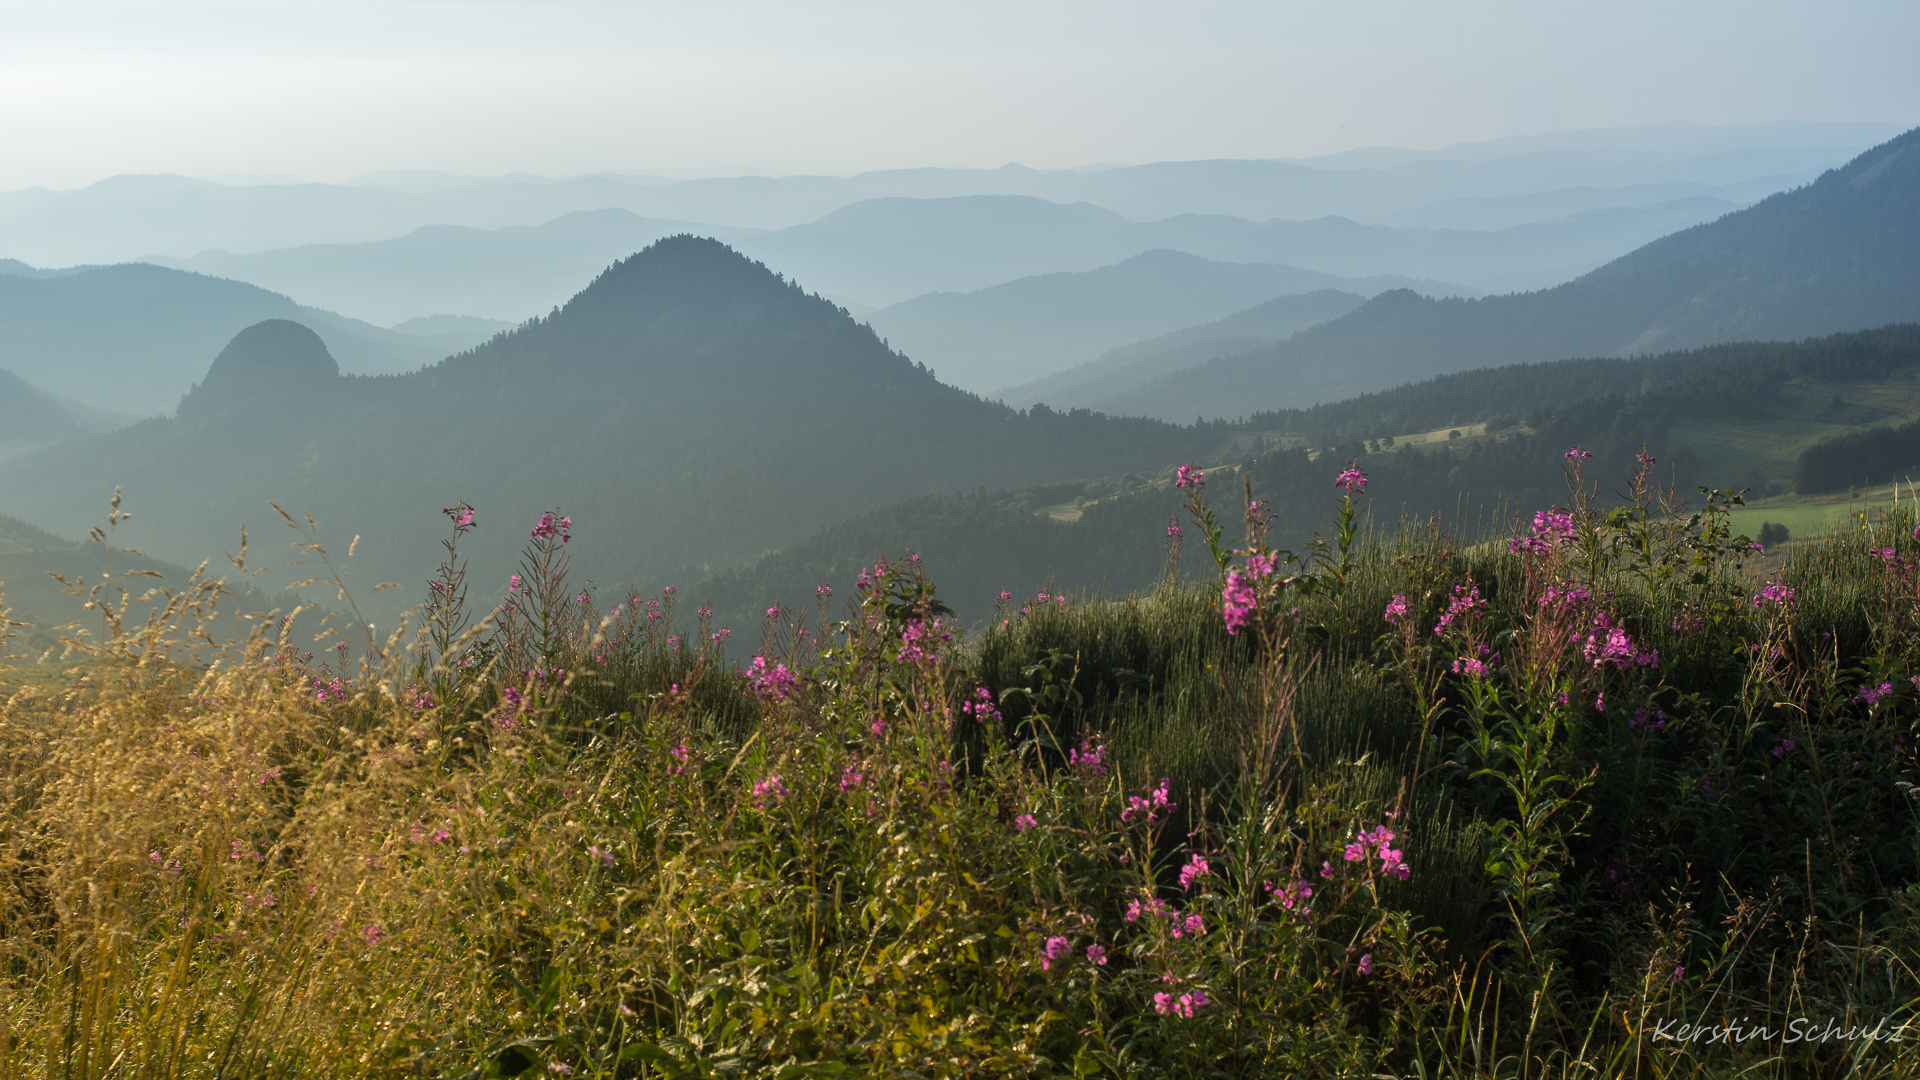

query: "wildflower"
xmin=362 ymin=924 xmax=386 ymax=948
xmin=1175 ymin=464 xmax=1204 ymax=491
xmin=1357 ymin=954 xmax=1373 ymax=976
xmin=1565 ymin=446 xmax=1592 ymax=460
xmin=869 ymin=717 xmax=890 ymax=737
xmin=1857 ymin=681 xmax=1895 ymax=706
xmin=996 ymin=590 xmax=1012 ymax=603
xmin=713 ymin=628 xmax=730 ymax=644
xmin=1068 ymin=736 xmax=1109 ymax=776
xmin=1121 ymin=778 xmax=1177 ymax=824
xmin=838 ymin=765 xmax=864 ymax=791
xmin=1013 ymin=813 xmax=1038 ymax=833
xmin=1154 ymin=991 xmax=1208 ymax=1017
xmin=1671 ymin=965 xmax=1685 ymax=983
xmin=667 ymin=744 xmax=691 ymax=776
xmin=548 ymin=1064 xmax=573 ymax=1077
xmin=1086 ymin=943 xmax=1107 ymax=965
xmin=1041 ymin=936 xmax=1072 ymax=971
xmin=1178 ymin=853 xmax=1211 ymax=891
xmin=576 ymin=592 xmax=589 ymax=604
xmin=1383 ymin=594 xmax=1409 ymax=625
xmin=1631 ymin=706 xmax=1668 ymax=734
xmin=530 ymin=512 xmax=571 ymax=543
xmin=961 ymin=685 xmax=1002 ymax=725
xmin=751 ymin=774 xmax=789 ymax=808
xmin=1166 ymin=519 xmax=1182 ymax=538
xmin=588 ymin=845 xmax=614 ymax=868
xmin=1267 ymin=879 xmax=1314 ymax=916
xmin=1334 ymin=463 xmax=1367 ymax=494
xmin=1433 ymin=584 xmax=1485 ymax=636
xmin=765 ymin=605 xmax=781 ymax=620
xmin=1636 ymin=452 xmax=1656 ymax=466
xmin=1222 ymin=568 xmax=1258 ymax=634
xmin=1772 ymin=739 xmax=1796 ymax=758
xmin=508 ymin=574 xmax=521 ymax=594
xmin=1173 ymin=913 xmax=1206 ymax=938
xmin=816 ymin=583 xmax=832 ymax=601
xmin=442 ymin=503 xmax=476 ymax=528
xmin=1753 ymin=583 xmax=1797 ymax=610
xmin=747 ymin=656 xmax=798 ymax=701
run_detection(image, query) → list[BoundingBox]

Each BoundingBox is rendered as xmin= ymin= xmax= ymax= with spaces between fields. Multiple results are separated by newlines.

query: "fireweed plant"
xmin=0 ymin=464 xmax=1917 ymax=1078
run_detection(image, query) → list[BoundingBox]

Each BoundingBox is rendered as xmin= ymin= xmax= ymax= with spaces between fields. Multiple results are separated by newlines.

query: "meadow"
xmin=1 ymin=449 xmax=1917 ymax=1079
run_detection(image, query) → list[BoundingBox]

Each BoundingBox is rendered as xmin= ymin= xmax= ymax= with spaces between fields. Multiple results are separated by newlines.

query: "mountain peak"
xmin=178 ymin=319 xmax=338 ymax=419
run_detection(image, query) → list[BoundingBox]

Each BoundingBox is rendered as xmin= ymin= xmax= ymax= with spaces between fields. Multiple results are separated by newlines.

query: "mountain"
xmin=865 ymin=251 xmax=1451 ymax=393
xmin=0 ymin=263 xmax=459 ymax=414
xmin=0 ymin=238 xmax=1217 ymax=623
xmin=1098 ymin=128 xmax=1920 ymax=421
xmin=151 ymin=209 xmax=757 ymax=327
xmin=996 ymin=290 xmax=1368 ymax=410
xmin=1 ymin=123 xmax=1894 ymax=267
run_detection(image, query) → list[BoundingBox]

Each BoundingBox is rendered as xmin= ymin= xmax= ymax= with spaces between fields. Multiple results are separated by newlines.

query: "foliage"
xmin=3 ymin=458 xmax=1919 ymax=1078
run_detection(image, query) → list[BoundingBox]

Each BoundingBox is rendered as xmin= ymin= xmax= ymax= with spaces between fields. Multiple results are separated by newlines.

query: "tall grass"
xmin=1 ymin=460 xmax=1917 ymax=1078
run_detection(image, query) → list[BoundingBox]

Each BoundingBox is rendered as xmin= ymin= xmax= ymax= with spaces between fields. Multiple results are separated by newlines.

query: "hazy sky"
xmin=1 ymin=0 xmax=1913 ymax=190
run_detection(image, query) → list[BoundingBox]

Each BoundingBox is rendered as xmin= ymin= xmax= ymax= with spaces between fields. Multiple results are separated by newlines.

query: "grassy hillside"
xmin=1098 ymin=127 xmax=1920 ymax=421
xmin=5 ymin=465 xmax=1914 ymax=1076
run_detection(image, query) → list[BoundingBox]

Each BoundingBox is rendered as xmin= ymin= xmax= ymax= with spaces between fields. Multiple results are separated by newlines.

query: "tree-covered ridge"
xmin=0 ymin=237 xmax=1217 ymax=621
xmin=695 ymin=325 xmax=1920 ymax=630
xmin=1096 ymin=127 xmax=1920 ymax=421
xmin=1253 ymin=324 xmax=1920 ymax=446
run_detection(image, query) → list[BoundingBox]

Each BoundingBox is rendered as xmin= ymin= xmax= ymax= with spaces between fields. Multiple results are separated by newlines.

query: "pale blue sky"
xmin=0 ymin=0 xmax=1912 ymax=188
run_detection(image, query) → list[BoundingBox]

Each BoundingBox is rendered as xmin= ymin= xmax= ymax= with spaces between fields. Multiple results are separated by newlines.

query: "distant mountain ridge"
xmin=0 ymin=263 xmax=461 ymax=414
xmin=1099 ymin=127 xmax=1920 ymax=421
xmin=0 ymin=122 xmax=1892 ymax=267
xmin=996 ymin=290 xmax=1368 ymax=410
xmin=865 ymin=251 xmax=1447 ymax=393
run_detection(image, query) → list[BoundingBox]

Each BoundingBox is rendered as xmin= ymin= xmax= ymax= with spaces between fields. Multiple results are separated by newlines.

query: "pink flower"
xmin=751 ymin=774 xmax=789 ymax=807
xmin=588 ymin=844 xmax=614 ymax=868
xmin=530 ymin=512 xmax=571 ymax=543
xmin=1357 ymin=953 xmax=1373 ymax=976
xmin=1152 ymin=992 xmax=1175 ymax=1015
xmin=1068 ymin=737 xmax=1109 ymax=776
xmin=1041 ymin=935 xmax=1072 ymax=971
xmin=1565 ymin=446 xmax=1592 ymax=460
xmin=815 ymin=583 xmax=832 ymax=601
xmin=1334 ymin=463 xmax=1367 ymax=494
xmin=1175 ymin=464 xmax=1205 ymax=491
xmin=1383 ymin=594 xmax=1409 ymax=625
xmin=1222 ymin=569 xmax=1257 ymax=634
xmin=839 ymin=765 xmax=864 ymax=791
xmin=1013 ymin=813 xmax=1038 ymax=833
xmin=1166 ymin=518 xmax=1183 ymax=538
xmin=1178 ymin=853 xmax=1211 ymax=891
xmin=1086 ymin=944 xmax=1108 ymax=965
xmin=765 ymin=606 xmax=782 ymax=620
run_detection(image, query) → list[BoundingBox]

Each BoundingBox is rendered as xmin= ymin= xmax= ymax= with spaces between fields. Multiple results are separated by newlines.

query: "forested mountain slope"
xmin=0 ymin=238 xmax=1215 ymax=620
xmin=1100 ymin=127 xmax=1920 ymax=421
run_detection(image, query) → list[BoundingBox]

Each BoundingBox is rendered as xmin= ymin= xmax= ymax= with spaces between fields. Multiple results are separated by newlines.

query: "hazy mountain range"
xmin=0 ymin=263 xmax=490 ymax=415
xmin=864 ymin=252 xmax=1424 ymax=393
xmin=0 ymin=121 xmax=1892 ymax=268
xmin=1094 ymin=128 xmax=1920 ymax=420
